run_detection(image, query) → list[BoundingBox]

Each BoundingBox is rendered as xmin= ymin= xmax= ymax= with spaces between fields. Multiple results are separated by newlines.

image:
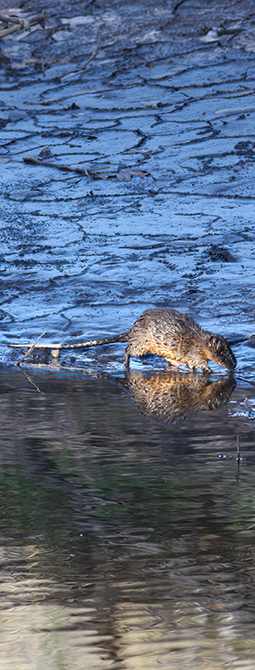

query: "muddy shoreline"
xmin=1 ymin=2 xmax=255 ymax=668
xmin=0 ymin=0 xmax=255 ymax=377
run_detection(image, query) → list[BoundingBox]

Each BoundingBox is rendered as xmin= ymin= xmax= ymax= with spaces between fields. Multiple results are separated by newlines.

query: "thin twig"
xmin=17 ymin=331 xmax=46 ymax=365
xmin=81 ymin=31 xmax=102 ymax=70
xmin=236 ymin=434 xmax=240 ymax=482
xmin=62 ymin=23 xmax=104 ymax=81
xmin=23 ymin=155 xmax=90 ymax=176
xmin=21 ymin=368 xmax=42 ymax=393
xmin=173 ymin=0 xmax=188 ymax=13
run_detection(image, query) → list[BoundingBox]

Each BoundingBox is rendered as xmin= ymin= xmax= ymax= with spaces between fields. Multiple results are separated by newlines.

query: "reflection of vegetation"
xmin=1 ymin=457 xmax=254 ymax=543
xmin=90 ymin=468 xmax=184 ymax=522
xmin=0 ymin=470 xmax=70 ymax=534
xmin=75 ymin=457 xmax=255 ymax=538
xmin=0 ymin=371 xmax=254 ymax=544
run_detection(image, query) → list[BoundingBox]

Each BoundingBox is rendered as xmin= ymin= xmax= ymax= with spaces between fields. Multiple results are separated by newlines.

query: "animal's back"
xmin=124 ymin=307 xmax=236 ymax=371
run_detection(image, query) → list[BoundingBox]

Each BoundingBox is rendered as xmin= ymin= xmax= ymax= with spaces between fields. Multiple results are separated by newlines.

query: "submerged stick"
xmin=62 ymin=23 xmax=104 ymax=80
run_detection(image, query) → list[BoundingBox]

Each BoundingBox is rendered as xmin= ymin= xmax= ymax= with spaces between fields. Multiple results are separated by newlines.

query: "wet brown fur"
xmin=120 ymin=308 xmax=236 ymax=371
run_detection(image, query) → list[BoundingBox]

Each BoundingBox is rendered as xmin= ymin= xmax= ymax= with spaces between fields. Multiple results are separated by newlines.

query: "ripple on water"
xmin=0 ymin=370 xmax=252 ymax=667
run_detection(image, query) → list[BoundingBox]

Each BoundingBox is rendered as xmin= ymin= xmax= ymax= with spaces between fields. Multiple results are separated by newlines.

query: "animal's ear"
xmin=208 ymin=335 xmax=218 ymax=348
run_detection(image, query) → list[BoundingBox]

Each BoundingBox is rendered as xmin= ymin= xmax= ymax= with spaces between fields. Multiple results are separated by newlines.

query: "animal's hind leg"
xmin=124 ymin=346 xmax=131 ymax=368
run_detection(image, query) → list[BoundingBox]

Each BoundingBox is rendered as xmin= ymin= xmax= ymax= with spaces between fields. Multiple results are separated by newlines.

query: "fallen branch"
xmin=23 ymin=155 xmax=90 ymax=176
xmin=22 ymin=155 xmax=149 ymax=180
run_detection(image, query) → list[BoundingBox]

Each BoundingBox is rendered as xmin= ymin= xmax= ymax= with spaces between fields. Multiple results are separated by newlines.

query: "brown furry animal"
xmin=121 ymin=308 xmax=236 ymax=371
xmin=63 ymin=307 xmax=236 ymax=371
xmin=13 ymin=307 xmax=237 ymax=372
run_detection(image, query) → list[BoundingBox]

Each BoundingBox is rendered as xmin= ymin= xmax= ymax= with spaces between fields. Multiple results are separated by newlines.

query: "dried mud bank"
xmin=0 ymin=5 xmax=255 ymax=667
xmin=0 ymin=0 xmax=254 ymax=378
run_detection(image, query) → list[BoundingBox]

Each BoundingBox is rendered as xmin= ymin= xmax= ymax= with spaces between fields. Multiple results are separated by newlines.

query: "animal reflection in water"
xmin=123 ymin=370 xmax=236 ymax=424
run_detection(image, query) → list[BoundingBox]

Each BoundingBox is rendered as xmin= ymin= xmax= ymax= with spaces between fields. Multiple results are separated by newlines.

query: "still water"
xmin=0 ymin=365 xmax=254 ymax=669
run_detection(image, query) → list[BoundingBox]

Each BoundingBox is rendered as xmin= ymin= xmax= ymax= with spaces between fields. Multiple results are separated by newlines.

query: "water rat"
xmin=12 ymin=308 xmax=237 ymax=371
xmin=119 ymin=308 xmax=236 ymax=371
xmin=20 ymin=307 xmax=235 ymax=372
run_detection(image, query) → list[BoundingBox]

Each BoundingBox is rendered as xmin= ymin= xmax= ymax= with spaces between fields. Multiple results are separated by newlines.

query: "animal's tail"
xmin=10 ymin=332 xmax=129 ymax=351
xmin=60 ymin=332 xmax=128 ymax=350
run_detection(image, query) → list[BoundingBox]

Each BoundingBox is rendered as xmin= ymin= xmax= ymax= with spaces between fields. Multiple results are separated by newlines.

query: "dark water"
xmin=1 ymin=0 xmax=255 ymax=667
xmin=0 ymin=366 xmax=255 ymax=669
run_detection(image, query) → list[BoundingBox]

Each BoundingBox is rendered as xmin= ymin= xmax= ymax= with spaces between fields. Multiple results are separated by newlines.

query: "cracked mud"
xmin=0 ymin=0 xmax=255 ymax=379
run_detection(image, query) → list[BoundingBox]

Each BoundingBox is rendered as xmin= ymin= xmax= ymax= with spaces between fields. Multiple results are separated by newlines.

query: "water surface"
xmin=0 ymin=367 xmax=254 ymax=668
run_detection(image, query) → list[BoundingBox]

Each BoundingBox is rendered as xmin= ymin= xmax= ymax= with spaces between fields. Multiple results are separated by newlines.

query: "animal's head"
xmin=207 ymin=334 xmax=237 ymax=370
